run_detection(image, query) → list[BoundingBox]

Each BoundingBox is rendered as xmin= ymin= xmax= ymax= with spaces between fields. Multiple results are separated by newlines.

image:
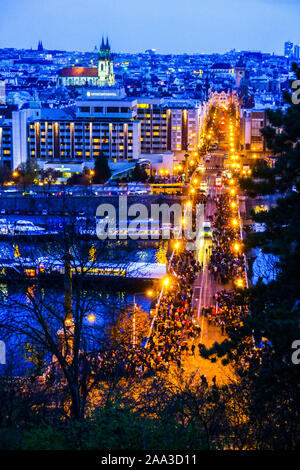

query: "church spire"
xmin=106 ymin=35 xmax=110 ymax=51
xmin=100 ymin=35 xmax=105 ymax=51
xmin=97 ymin=35 xmax=115 ymax=87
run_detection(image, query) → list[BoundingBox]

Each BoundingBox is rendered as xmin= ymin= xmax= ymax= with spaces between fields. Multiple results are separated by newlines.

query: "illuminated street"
xmin=0 ymin=1 xmax=299 ymax=452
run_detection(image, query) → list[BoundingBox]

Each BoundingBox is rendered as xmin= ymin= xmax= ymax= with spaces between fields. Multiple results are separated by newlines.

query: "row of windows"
xmin=79 ymin=107 xmax=133 ymax=113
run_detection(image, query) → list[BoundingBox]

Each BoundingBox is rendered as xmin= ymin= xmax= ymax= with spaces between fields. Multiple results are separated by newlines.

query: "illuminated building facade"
xmin=57 ymin=37 xmax=115 ymax=87
xmin=240 ymin=109 xmax=267 ymax=157
xmin=137 ymin=98 xmax=204 ymax=154
xmin=0 ymin=120 xmax=12 ymax=167
xmin=12 ymin=88 xmax=140 ymax=170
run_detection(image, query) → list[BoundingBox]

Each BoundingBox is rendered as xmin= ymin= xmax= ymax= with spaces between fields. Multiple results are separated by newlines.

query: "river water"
xmin=0 ymin=238 xmax=167 ymax=375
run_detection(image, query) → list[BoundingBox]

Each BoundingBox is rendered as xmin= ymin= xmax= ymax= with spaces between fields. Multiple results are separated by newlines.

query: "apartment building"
xmin=137 ymin=98 xmax=205 ymax=154
xmin=240 ymin=109 xmax=267 ymax=157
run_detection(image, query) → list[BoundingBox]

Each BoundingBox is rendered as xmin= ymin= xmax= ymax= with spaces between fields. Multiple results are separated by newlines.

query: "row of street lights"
xmin=225 ymin=114 xmax=247 ymax=289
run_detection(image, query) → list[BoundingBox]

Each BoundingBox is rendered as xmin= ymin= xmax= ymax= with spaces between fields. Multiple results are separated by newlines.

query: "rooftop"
xmin=59 ymin=67 xmax=98 ymax=77
xmin=210 ymin=62 xmax=233 ymax=70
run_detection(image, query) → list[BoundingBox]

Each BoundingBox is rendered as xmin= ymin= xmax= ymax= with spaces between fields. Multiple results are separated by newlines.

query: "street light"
xmin=236 ymin=278 xmax=244 ymax=288
xmin=87 ymin=313 xmax=96 ymax=323
xmin=233 ymin=242 xmax=241 ymax=253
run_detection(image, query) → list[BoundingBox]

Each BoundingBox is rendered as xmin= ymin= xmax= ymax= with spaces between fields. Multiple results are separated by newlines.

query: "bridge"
xmin=0 ymin=259 xmax=167 ymax=281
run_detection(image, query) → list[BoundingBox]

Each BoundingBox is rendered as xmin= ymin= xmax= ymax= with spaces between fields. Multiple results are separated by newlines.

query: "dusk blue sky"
xmin=0 ymin=0 xmax=299 ymax=54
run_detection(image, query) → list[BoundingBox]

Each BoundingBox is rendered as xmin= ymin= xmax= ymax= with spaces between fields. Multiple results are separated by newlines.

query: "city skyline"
xmin=0 ymin=0 xmax=299 ymax=55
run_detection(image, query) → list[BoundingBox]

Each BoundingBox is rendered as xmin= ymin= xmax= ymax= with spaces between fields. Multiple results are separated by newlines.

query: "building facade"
xmin=137 ymin=98 xmax=205 ymax=154
xmin=9 ymin=85 xmax=206 ymax=171
xmin=137 ymin=99 xmax=168 ymax=153
xmin=294 ymin=44 xmax=300 ymax=60
xmin=11 ymin=88 xmax=140 ymax=171
xmin=284 ymin=41 xmax=294 ymax=58
xmin=240 ymin=109 xmax=267 ymax=157
xmin=0 ymin=119 xmax=13 ymax=167
xmin=57 ymin=37 xmax=115 ymax=88
xmin=0 ymin=81 xmax=6 ymax=105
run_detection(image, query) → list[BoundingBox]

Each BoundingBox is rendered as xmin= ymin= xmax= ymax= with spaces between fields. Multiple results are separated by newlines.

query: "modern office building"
xmin=166 ymin=101 xmax=203 ymax=152
xmin=136 ymin=98 xmax=168 ymax=154
xmin=284 ymin=41 xmax=294 ymax=58
xmin=294 ymin=44 xmax=300 ymax=60
xmin=10 ymin=93 xmax=206 ymax=171
xmin=12 ymin=88 xmax=140 ymax=172
xmin=137 ymin=98 xmax=205 ymax=154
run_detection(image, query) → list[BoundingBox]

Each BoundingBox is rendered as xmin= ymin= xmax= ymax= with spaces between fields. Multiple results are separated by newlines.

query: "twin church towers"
xmin=58 ymin=36 xmax=115 ymax=88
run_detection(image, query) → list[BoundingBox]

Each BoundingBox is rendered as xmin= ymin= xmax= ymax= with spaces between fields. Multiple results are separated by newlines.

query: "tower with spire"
xmin=58 ymin=35 xmax=115 ymax=88
xmin=235 ymin=56 xmax=246 ymax=88
xmin=97 ymin=35 xmax=115 ymax=86
xmin=37 ymin=40 xmax=44 ymax=52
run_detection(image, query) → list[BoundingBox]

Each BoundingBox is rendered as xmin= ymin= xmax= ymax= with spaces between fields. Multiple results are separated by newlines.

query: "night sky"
xmin=0 ymin=0 xmax=299 ymax=54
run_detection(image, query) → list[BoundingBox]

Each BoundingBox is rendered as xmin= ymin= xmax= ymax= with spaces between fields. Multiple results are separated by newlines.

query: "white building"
xmin=0 ymin=81 xmax=6 ymax=105
xmin=57 ymin=37 xmax=115 ymax=88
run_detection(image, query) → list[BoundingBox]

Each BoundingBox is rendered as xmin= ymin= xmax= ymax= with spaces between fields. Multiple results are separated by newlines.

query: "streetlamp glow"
xmin=233 ymin=242 xmax=240 ymax=252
